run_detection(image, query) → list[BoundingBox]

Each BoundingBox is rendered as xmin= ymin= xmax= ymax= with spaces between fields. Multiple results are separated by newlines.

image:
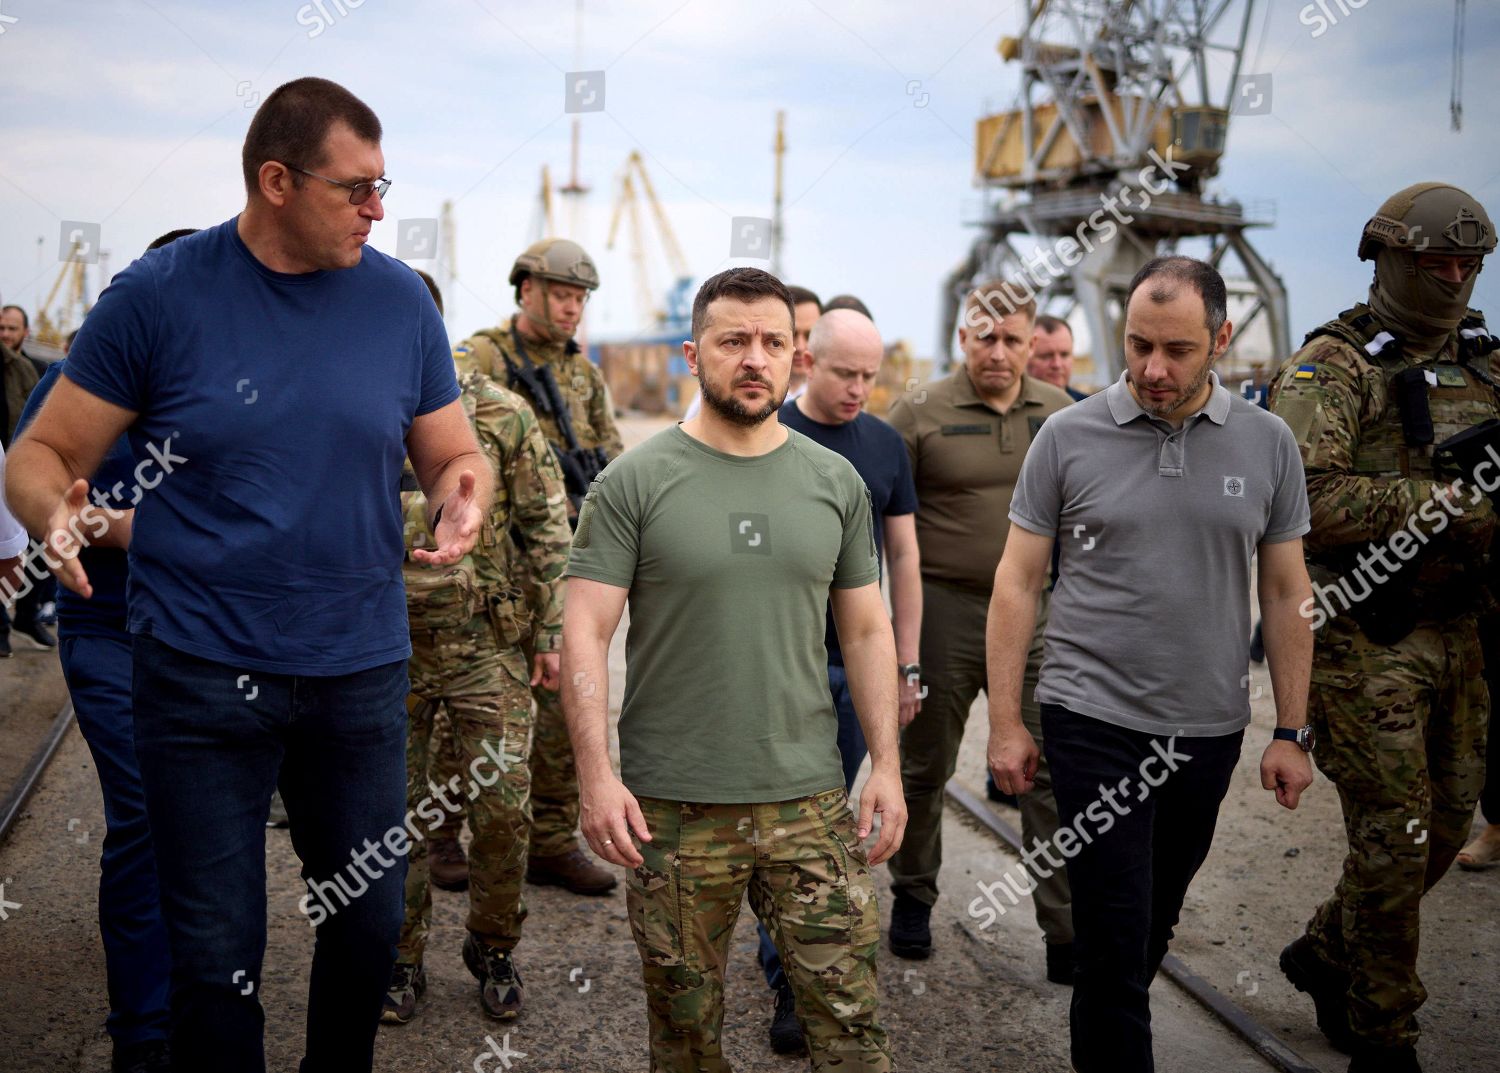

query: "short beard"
xmin=1132 ymin=357 xmax=1214 ymax=419
xmin=699 ymin=368 xmax=784 ymax=427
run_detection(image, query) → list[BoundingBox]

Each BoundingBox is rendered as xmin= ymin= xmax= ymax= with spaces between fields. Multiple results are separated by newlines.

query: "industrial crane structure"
xmin=605 ymin=149 xmax=693 ymax=333
xmin=32 ymin=241 xmax=99 ymax=349
xmin=941 ymin=0 xmax=1289 ymax=382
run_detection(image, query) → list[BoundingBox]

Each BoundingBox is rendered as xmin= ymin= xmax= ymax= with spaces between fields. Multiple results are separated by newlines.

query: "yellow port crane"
xmin=33 ymin=242 xmax=92 ymax=347
xmin=605 ymin=150 xmax=692 ymax=332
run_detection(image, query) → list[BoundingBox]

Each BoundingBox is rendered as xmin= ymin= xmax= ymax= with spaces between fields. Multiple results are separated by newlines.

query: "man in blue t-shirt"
xmin=6 ymin=80 xmax=492 ymax=1073
xmin=762 ymin=307 xmax=922 ymax=1054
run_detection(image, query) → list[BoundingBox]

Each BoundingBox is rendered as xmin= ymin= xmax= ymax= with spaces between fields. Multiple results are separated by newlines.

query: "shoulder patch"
xmin=1293 ymin=364 xmax=1317 ymax=380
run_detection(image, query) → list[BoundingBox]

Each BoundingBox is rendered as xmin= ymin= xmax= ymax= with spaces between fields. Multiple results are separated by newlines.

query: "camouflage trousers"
xmin=431 ymin=641 xmax=579 ymax=858
xmin=628 ymin=788 xmax=891 ymax=1072
xmin=397 ymin=620 xmax=535 ymax=965
xmin=1303 ymin=615 xmax=1489 ymax=1047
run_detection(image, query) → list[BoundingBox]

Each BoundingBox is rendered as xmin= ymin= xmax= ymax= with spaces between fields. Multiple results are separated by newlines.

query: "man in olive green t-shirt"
xmin=562 ymin=268 xmax=905 ymax=1073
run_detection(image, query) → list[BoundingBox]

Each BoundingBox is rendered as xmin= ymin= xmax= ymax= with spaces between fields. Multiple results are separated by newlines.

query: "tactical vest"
xmin=1304 ymin=304 xmax=1500 ymax=628
xmin=399 ymin=460 xmax=529 ymax=648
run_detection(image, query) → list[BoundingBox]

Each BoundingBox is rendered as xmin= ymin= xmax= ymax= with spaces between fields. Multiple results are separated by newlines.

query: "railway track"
xmin=0 ymin=700 xmax=75 ymax=847
xmin=945 ymin=778 xmax=1324 ymax=1073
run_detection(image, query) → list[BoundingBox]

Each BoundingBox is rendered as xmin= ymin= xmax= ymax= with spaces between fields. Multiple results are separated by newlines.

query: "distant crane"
xmin=605 ymin=150 xmax=693 ymax=333
xmin=943 ymin=0 xmax=1289 ymax=382
xmin=33 ymin=242 xmax=97 ymax=347
xmin=529 ymin=166 xmax=558 ymax=243
xmin=771 ymin=110 xmax=786 ymax=276
xmin=437 ymin=199 xmax=456 ymax=319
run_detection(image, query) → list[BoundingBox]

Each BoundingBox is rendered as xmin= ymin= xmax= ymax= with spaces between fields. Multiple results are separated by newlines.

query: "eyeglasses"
xmin=286 ymin=164 xmax=391 ymax=205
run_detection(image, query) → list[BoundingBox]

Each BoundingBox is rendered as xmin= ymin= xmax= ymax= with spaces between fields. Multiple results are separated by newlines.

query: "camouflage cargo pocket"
xmin=404 ymin=565 xmax=478 ymax=631
xmin=486 ymin=589 xmax=527 ymax=647
xmin=810 ymin=789 xmax=880 ymax=948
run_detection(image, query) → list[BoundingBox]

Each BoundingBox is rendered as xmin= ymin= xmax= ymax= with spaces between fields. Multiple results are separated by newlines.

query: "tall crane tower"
xmin=605 ymin=150 xmax=694 ymax=332
xmin=941 ymin=0 xmax=1289 ymax=382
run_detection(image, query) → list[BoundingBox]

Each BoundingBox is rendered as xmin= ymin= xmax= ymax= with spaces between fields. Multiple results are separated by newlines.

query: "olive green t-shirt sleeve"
xmin=832 ymin=478 xmax=880 ymax=589
xmin=565 ymin=469 xmax=637 ymax=589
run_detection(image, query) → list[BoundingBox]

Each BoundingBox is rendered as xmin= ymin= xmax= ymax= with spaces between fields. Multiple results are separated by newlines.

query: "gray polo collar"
xmin=1106 ymin=370 xmax=1231 ymax=428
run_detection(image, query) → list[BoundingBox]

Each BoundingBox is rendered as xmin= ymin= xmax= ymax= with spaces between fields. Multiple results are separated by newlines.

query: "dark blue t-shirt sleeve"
xmin=16 ymin=361 xmax=64 ymax=437
xmin=886 ymin=423 xmax=918 ymax=516
xmin=415 ymin=285 xmax=459 ymax=416
xmin=62 ymin=258 xmax=159 ymax=412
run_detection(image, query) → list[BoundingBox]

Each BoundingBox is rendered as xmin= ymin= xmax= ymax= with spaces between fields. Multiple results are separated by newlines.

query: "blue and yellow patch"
xmin=1292 ymin=364 xmax=1317 ymax=380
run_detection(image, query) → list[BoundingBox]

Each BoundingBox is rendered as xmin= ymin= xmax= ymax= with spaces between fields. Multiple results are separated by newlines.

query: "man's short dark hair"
xmin=413 ymin=268 xmax=443 ymax=316
xmin=691 ymin=269 xmax=795 ymax=343
xmin=1035 ymin=313 xmax=1072 ymax=339
xmin=1 ymin=304 xmax=27 ymax=328
xmin=824 ymin=294 xmax=872 ymax=321
xmin=241 ymin=77 xmax=382 ymax=197
xmin=148 ymin=228 xmax=200 ymax=251
xmin=786 ymin=285 xmax=822 ymax=313
xmin=1126 ymin=256 xmax=1228 ymax=339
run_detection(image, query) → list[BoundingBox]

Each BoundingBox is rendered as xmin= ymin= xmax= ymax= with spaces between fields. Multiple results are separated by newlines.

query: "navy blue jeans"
xmin=1041 ymin=703 xmax=1243 ymax=1073
xmin=59 ymin=633 xmax=172 ymax=1048
xmin=758 ymin=662 xmax=866 ymax=990
xmin=131 ymin=633 xmax=409 ymax=1073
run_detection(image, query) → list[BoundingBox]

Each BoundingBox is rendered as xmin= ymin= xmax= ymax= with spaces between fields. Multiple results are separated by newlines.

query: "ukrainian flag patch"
xmin=1292 ymin=364 xmax=1316 ymax=380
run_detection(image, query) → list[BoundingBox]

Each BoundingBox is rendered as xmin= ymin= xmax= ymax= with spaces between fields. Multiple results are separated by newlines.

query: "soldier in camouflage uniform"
xmin=382 ymin=368 xmax=572 ymax=1024
xmin=1270 ymin=183 xmax=1497 ymax=1073
xmin=438 ymin=238 xmax=624 ymax=898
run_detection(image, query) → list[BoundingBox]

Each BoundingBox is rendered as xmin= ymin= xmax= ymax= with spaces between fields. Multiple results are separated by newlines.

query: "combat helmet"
xmin=1359 ymin=182 xmax=1495 ymax=261
xmin=509 ymin=238 xmax=600 ymax=292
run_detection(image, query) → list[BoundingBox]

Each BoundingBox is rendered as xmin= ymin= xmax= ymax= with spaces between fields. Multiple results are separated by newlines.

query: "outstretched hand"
xmin=42 ymin=479 xmax=95 ymax=597
xmin=411 ymin=470 xmax=483 ymax=565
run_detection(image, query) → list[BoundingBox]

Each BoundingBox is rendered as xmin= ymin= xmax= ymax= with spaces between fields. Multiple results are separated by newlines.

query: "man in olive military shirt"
xmin=448 ymin=238 xmax=624 ymax=897
xmin=885 ymin=280 xmax=1074 ymax=980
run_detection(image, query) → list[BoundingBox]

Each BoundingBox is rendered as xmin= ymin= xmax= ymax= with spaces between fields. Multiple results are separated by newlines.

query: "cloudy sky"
xmin=2 ymin=0 xmax=1497 ymax=368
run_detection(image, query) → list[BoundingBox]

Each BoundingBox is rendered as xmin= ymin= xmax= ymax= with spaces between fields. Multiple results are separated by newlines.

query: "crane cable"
xmin=1451 ymin=0 xmax=1465 ymax=132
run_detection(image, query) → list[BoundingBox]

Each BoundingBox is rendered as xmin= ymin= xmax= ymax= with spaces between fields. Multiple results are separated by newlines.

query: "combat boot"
xmin=1347 ymin=1043 xmax=1421 ymax=1073
xmin=768 ymin=980 xmax=805 ymax=1055
xmin=380 ymin=961 xmax=426 ymax=1024
xmin=463 ymin=932 xmax=525 ymax=1020
xmin=430 ymin=836 xmax=470 ymax=892
xmin=526 ymin=847 xmax=617 ymax=895
xmin=112 ymin=1039 xmax=169 ymax=1073
xmin=1280 ymin=935 xmax=1356 ymax=1054
xmin=888 ymin=891 xmax=932 ymax=959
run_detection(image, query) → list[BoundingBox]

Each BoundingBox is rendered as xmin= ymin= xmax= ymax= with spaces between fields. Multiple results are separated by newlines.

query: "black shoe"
xmin=20 ymin=618 xmax=56 ymax=648
xmin=1045 ymin=941 xmax=1074 ymax=985
xmin=889 ymin=892 xmax=932 ymax=959
xmin=112 ymin=1039 xmax=170 ymax=1073
xmin=463 ymin=932 xmax=525 ymax=1020
xmin=1280 ymin=935 xmax=1356 ymax=1054
xmin=985 ymin=771 xmax=1019 ymax=808
xmin=381 ymin=961 xmax=427 ymax=1024
xmin=0 ymin=632 xmax=10 ymax=658
xmin=1347 ymin=1043 xmax=1421 ymax=1073
xmin=768 ymin=981 xmax=806 ymax=1055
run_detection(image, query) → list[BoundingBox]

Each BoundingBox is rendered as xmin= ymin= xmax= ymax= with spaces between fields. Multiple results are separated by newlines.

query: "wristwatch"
xmin=899 ymin=663 xmax=922 ymax=682
xmin=1273 ymin=725 xmax=1316 ymax=753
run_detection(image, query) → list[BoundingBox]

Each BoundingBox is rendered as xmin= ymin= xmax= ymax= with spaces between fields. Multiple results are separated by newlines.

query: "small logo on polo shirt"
xmin=730 ymin=513 xmax=771 ymax=555
xmin=1224 ymin=476 xmax=1246 ymax=497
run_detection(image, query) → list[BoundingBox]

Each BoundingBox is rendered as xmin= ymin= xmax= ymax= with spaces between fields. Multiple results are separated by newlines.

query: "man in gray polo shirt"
xmin=986 ymin=256 xmax=1316 ymax=1073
